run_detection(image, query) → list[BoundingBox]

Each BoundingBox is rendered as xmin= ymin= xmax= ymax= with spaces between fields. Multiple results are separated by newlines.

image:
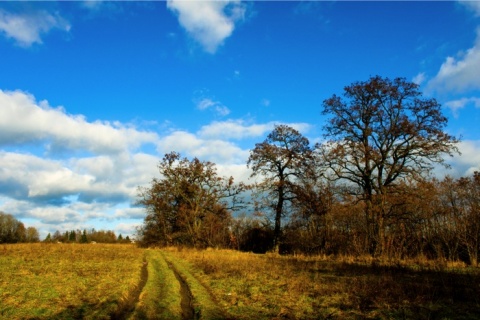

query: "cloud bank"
xmin=1 ymin=89 xmax=314 ymax=237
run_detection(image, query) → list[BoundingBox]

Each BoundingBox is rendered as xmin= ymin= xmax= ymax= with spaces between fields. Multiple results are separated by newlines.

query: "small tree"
xmin=44 ymin=233 xmax=52 ymax=242
xmin=80 ymin=230 xmax=88 ymax=243
xmin=25 ymin=227 xmax=39 ymax=243
xmin=318 ymin=75 xmax=459 ymax=256
xmin=69 ymin=230 xmax=76 ymax=242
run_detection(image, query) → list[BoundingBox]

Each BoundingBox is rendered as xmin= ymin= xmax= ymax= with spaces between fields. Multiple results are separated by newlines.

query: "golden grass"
xmin=165 ymin=247 xmax=480 ymax=320
xmin=0 ymin=243 xmax=145 ymax=319
xmin=1 ymin=244 xmax=478 ymax=319
xmin=130 ymin=249 xmax=183 ymax=320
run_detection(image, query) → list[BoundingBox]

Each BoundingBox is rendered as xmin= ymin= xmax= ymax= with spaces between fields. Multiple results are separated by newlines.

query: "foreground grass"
xmin=0 ymin=243 xmax=145 ymax=319
xmin=2 ymin=244 xmax=479 ymax=319
xmin=162 ymin=250 xmax=226 ymax=320
xmin=165 ymin=248 xmax=480 ymax=320
xmin=130 ymin=249 xmax=182 ymax=320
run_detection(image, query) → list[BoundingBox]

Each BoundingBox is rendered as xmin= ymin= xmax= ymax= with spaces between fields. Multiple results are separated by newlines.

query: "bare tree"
xmin=248 ymin=125 xmax=312 ymax=251
xmin=317 ymin=76 xmax=459 ymax=256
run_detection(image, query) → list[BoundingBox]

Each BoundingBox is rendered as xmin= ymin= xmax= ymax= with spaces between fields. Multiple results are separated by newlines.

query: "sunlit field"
xmin=1 ymin=244 xmax=479 ymax=319
xmin=166 ymin=247 xmax=480 ymax=320
xmin=0 ymin=243 xmax=145 ymax=319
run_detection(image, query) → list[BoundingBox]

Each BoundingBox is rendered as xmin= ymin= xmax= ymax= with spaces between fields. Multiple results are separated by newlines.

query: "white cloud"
xmin=0 ymin=90 xmax=158 ymax=154
xmin=197 ymin=98 xmax=230 ymax=116
xmin=444 ymin=97 xmax=480 ymax=117
xmin=0 ymin=9 xmax=70 ymax=47
xmin=167 ymin=0 xmax=245 ymax=53
xmin=157 ymin=129 xmax=249 ymax=164
xmin=198 ymin=120 xmax=312 ymax=140
xmin=426 ymin=28 xmax=480 ymax=94
xmin=443 ymin=140 xmax=480 ymax=177
xmin=199 ymin=120 xmax=271 ymax=139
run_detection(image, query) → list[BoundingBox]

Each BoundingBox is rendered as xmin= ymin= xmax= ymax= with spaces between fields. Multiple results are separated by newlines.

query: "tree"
xmin=456 ymin=172 xmax=480 ymax=266
xmin=80 ymin=229 xmax=88 ymax=243
xmin=137 ymin=152 xmax=244 ymax=248
xmin=44 ymin=233 xmax=52 ymax=242
xmin=69 ymin=230 xmax=76 ymax=242
xmin=0 ymin=212 xmax=26 ymax=243
xmin=247 ymin=125 xmax=312 ymax=251
xmin=317 ymin=76 xmax=459 ymax=256
xmin=25 ymin=227 xmax=39 ymax=243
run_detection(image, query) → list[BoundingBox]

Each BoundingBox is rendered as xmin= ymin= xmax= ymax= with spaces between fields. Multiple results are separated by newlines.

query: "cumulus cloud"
xmin=444 ymin=140 xmax=480 ymax=177
xmin=0 ymin=9 xmax=70 ymax=47
xmin=167 ymin=0 xmax=245 ymax=53
xmin=426 ymin=29 xmax=480 ymax=94
xmin=0 ymin=90 xmax=158 ymax=154
xmin=157 ymin=130 xmax=249 ymax=164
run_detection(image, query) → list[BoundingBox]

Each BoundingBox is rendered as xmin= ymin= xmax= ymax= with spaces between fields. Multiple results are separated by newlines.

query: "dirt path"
xmin=124 ymin=251 xmax=222 ymax=320
xmin=168 ymin=262 xmax=197 ymax=320
xmin=111 ymin=257 xmax=149 ymax=320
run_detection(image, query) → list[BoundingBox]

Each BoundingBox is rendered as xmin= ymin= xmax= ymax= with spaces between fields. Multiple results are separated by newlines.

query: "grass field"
xmin=1 ymin=244 xmax=479 ymax=319
xmin=0 ymin=243 xmax=145 ymax=319
xmin=165 ymin=248 xmax=480 ymax=320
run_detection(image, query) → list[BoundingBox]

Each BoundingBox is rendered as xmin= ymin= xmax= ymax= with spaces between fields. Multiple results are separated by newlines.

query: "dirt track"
xmin=168 ymin=261 xmax=197 ymax=320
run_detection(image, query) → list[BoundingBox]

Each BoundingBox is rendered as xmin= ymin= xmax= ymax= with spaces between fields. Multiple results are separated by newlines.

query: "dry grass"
xmin=166 ymin=248 xmax=480 ymax=319
xmin=0 ymin=243 xmax=145 ymax=319
xmin=1 ymin=244 xmax=478 ymax=319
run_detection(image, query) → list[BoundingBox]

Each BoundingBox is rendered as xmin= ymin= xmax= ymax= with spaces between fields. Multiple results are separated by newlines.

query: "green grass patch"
xmin=162 ymin=249 xmax=225 ymax=320
xmin=129 ymin=249 xmax=182 ymax=320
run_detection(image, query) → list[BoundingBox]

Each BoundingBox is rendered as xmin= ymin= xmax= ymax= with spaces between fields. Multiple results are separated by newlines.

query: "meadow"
xmin=0 ymin=243 xmax=145 ymax=319
xmin=1 ymin=244 xmax=479 ymax=319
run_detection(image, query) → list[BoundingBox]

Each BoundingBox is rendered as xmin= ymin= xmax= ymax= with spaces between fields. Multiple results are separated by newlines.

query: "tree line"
xmin=0 ymin=211 xmax=39 ymax=243
xmin=137 ymin=76 xmax=479 ymax=265
xmin=44 ymin=229 xmax=133 ymax=243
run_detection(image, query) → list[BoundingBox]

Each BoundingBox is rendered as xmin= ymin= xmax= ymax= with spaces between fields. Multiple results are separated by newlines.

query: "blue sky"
xmin=1 ymin=1 xmax=480 ymax=239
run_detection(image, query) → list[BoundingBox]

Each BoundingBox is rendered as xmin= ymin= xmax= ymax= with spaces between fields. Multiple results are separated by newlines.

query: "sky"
xmin=1 ymin=1 xmax=480 ymax=239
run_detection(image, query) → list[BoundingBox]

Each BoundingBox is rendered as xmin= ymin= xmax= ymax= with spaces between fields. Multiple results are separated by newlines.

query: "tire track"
xmin=111 ymin=257 xmax=149 ymax=320
xmin=167 ymin=261 xmax=198 ymax=320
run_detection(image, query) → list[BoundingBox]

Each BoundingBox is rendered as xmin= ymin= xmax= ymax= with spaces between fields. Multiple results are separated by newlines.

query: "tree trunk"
xmin=273 ymin=186 xmax=284 ymax=253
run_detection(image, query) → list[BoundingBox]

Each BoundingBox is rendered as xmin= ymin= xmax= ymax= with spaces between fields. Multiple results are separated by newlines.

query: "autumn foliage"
xmin=137 ymin=76 xmax=479 ymax=265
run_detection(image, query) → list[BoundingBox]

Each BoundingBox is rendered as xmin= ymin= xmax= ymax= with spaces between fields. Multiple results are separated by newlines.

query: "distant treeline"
xmin=44 ymin=229 xmax=133 ymax=244
xmin=0 ymin=211 xmax=40 ymax=243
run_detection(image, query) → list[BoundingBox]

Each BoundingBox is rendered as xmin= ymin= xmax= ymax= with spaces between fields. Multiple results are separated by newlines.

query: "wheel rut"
xmin=167 ymin=261 xmax=198 ymax=320
xmin=111 ymin=257 xmax=148 ymax=320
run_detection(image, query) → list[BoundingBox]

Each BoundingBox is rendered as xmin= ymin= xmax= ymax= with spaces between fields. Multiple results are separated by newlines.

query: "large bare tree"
xmin=317 ymin=76 xmax=459 ymax=256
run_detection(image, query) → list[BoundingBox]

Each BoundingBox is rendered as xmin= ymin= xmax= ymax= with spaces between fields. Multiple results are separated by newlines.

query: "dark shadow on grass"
xmin=285 ymin=258 xmax=480 ymax=319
